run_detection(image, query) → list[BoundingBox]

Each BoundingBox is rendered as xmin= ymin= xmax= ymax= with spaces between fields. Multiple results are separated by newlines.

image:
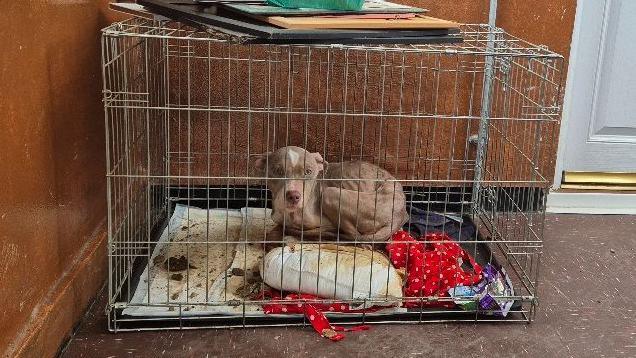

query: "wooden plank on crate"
xmin=317 ymin=13 xmax=417 ymax=19
xmin=260 ymin=15 xmax=459 ymax=30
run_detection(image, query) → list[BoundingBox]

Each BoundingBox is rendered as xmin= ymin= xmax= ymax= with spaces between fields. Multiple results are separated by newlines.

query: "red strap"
xmin=303 ymin=303 xmax=369 ymax=342
xmin=260 ymin=291 xmax=371 ymax=342
xmin=333 ymin=325 xmax=371 ymax=332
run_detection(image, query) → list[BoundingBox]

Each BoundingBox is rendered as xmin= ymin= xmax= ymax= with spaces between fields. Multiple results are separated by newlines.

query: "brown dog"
xmin=254 ymin=146 xmax=408 ymax=243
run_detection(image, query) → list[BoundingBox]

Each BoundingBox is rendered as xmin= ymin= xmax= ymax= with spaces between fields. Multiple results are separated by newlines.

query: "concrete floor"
xmin=61 ymin=214 xmax=636 ymax=358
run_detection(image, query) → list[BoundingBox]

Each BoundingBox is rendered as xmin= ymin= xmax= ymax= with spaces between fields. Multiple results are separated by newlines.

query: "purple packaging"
xmin=448 ymin=263 xmax=514 ymax=317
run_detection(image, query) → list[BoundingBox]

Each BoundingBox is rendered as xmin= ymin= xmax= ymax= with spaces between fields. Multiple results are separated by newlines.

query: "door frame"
xmin=548 ymin=0 xmax=636 ymax=214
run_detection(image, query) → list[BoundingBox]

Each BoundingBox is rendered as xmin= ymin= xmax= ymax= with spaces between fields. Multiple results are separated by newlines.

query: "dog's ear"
xmin=312 ymin=152 xmax=326 ymax=172
xmin=254 ymin=152 xmax=271 ymax=175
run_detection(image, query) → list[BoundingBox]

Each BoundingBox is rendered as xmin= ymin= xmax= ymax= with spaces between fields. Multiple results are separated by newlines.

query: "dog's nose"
xmin=286 ymin=190 xmax=301 ymax=204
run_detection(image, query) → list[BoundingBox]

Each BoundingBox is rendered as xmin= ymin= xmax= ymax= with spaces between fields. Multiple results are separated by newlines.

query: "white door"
xmin=549 ymin=0 xmax=636 ymax=213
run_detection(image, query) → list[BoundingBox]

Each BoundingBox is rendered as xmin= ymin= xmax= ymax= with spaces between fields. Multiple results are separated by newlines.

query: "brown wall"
xmin=497 ymin=0 xmax=577 ymax=64
xmin=0 ymin=1 xmax=123 ymax=357
xmin=417 ymin=0 xmax=576 ymax=60
xmin=161 ymin=0 xmax=575 ymax=185
xmin=429 ymin=0 xmax=577 ymax=179
xmin=418 ymin=0 xmax=577 ymax=180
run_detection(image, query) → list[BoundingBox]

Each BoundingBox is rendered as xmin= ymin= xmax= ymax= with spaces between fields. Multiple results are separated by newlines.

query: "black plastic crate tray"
xmin=112 ymin=185 xmax=524 ymax=330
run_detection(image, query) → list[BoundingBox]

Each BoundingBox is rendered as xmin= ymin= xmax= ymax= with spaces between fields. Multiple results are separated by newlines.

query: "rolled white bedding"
xmin=262 ymin=243 xmax=404 ymax=307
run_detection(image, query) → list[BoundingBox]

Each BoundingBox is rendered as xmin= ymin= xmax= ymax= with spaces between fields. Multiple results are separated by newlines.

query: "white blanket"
xmin=263 ymin=243 xmax=404 ymax=309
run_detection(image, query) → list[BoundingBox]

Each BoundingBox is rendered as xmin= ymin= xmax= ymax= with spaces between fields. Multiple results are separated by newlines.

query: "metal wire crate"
xmin=102 ymin=17 xmax=564 ymax=331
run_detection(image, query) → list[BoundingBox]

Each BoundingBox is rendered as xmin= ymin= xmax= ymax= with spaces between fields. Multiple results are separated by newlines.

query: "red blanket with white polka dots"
xmin=386 ymin=230 xmax=483 ymax=308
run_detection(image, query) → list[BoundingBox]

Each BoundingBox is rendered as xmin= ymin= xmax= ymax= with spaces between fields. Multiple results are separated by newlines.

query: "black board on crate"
xmin=137 ymin=0 xmax=463 ymax=45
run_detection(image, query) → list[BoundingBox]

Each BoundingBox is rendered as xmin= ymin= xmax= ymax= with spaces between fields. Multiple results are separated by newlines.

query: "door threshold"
xmin=547 ymin=190 xmax=636 ymax=214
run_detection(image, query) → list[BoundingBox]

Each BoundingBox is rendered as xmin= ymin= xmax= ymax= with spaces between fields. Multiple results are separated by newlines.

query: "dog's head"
xmin=254 ymin=146 xmax=326 ymax=210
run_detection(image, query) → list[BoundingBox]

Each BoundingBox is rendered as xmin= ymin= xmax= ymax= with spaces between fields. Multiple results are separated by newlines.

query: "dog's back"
xmin=320 ymin=160 xmax=409 ymax=242
xmin=322 ymin=161 xmax=393 ymax=192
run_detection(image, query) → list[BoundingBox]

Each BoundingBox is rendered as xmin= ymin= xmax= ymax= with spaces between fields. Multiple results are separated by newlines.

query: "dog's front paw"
xmin=283 ymin=236 xmax=300 ymax=249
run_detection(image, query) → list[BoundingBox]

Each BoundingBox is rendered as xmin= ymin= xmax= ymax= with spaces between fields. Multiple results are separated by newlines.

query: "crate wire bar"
xmin=102 ymin=18 xmax=563 ymax=331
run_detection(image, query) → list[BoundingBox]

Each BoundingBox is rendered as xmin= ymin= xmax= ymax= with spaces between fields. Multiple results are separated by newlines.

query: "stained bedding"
xmin=124 ymin=204 xmax=271 ymax=317
xmin=124 ymin=203 xmax=513 ymax=318
xmin=124 ymin=204 xmax=405 ymax=317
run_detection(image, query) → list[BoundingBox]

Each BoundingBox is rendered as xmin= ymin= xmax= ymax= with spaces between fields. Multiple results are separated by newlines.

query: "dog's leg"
xmin=284 ymin=226 xmax=344 ymax=242
xmin=263 ymin=225 xmax=287 ymax=252
xmin=354 ymin=224 xmax=395 ymax=243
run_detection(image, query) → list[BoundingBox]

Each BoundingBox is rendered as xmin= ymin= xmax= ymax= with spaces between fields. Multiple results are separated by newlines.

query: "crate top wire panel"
xmin=103 ymin=18 xmax=563 ymax=57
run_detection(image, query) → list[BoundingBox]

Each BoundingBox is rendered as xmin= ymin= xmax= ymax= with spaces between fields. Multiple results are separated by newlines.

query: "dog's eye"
xmin=305 ymin=169 xmax=312 ymax=176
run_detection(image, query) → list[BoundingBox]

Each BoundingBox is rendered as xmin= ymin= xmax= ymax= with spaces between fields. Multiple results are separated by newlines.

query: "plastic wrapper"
xmin=262 ymin=243 xmax=403 ymax=307
xmin=448 ymin=264 xmax=515 ymax=317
